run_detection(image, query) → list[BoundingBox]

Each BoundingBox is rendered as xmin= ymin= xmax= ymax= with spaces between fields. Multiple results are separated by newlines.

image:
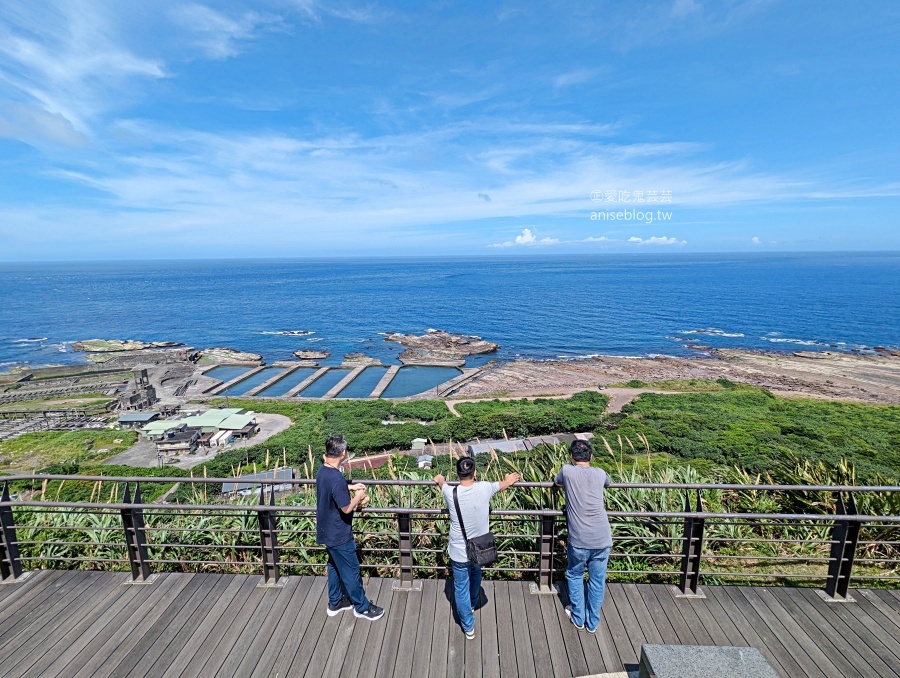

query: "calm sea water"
xmin=1 ymin=253 xmax=898 ymax=370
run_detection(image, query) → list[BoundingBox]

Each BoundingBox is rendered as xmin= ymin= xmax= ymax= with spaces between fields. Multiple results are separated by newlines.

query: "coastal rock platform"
xmin=451 ymin=350 xmax=900 ymax=404
xmin=386 ymin=329 xmax=498 ymax=365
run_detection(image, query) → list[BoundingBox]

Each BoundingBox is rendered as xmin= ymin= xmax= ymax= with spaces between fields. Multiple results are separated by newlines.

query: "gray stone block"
xmin=639 ymin=644 xmax=779 ymax=678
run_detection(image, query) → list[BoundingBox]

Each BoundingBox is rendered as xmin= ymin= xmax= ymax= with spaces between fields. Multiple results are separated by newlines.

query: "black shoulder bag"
xmin=452 ymin=486 xmax=497 ymax=566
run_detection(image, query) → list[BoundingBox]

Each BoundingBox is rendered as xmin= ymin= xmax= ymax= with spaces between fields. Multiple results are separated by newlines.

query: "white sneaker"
xmin=564 ymin=605 xmax=584 ymax=630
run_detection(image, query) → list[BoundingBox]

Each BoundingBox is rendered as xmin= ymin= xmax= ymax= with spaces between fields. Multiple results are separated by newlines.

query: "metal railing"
xmin=1 ymin=475 xmax=899 ymax=601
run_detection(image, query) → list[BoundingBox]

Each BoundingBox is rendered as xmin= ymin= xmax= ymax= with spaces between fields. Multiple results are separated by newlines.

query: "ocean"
xmin=1 ymin=253 xmax=898 ymax=370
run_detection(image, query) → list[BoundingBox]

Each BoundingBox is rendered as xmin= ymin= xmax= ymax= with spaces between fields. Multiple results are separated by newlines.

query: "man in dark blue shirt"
xmin=316 ymin=434 xmax=384 ymax=621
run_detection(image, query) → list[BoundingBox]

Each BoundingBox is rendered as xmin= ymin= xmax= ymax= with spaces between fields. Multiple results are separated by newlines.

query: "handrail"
xmin=1 ymin=477 xmax=897 ymax=599
xmin=4 ymin=473 xmax=900 ymax=493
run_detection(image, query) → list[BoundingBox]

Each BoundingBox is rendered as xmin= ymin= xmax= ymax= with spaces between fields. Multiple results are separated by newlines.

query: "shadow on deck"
xmin=1 ymin=571 xmax=899 ymax=678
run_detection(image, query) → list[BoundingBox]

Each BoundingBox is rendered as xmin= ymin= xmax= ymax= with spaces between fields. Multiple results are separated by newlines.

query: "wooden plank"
xmin=23 ymin=574 xmax=150 ymax=678
xmin=57 ymin=573 xmax=183 ymax=678
xmin=0 ymin=569 xmax=58 ymax=609
xmin=592 ymin=606 xmax=623 ymax=674
xmin=410 ymin=579 xmax=439 ymax=678
xmin=71 ymin=573 xmax=194 ymax=678
xmin=479 ymin=581 xmax=501 ymax=678
xmin=303 ymin=592 xmax=349 ymax=678
xmin=605 ymin=585 xmax=647 ymax=657
xmin=800 ymin=589 xmax=900 ymax=667
xmin=521 ymin=582 xmax=554 ymax=678
xmin=595 ymin=583 xmax=638 ymax=669
xmin=393 ymin=588 xmax=424 ymax=678
xmin=165 ymin=575 xmax=259 ymax=677
xmin=464 ymin=585 xmax=482 ymax=678
xmin=144 ymin=574 xmax=247 ymax=678
xmin=286 ymin=579 xmax=333 ymax=677
xmin=90 ymin=573 xmax=199 ymax=676
xmin=620 ymin=584 xmax=665 ymax=645
xmin=635 ymin=583 xmax=690 ymax=644
xmin=653 ymin=585 xmax=716 ymax=645
xmin=337 ymin=578 xmax=383 ymax=678
xmin=545 ymin=583 xmax=589 ymax=678
xmin=752 ymin=587 xmax=842 ymax=678
xmin=236 ymin=576 xmax=310 ymax=678
xmin=4 ymin=573 xmax=132 ymax=677
xmin=849 ymin=591 xmax=900 ymax=665
xmin=713 ymin=586 xmax=807 ymax=677
xmin=445 ymin=603 xmax=465 ymax=678
xmin=507 ymin=580 xmax=536 ymax=678
xmin=0 ymin=570 xmax=101 ymax=659
xmin=264 ymin=577 xmax=327 ymax=678
xmin=703 ymin=587 xmax=788 ymax=677
xmin=428 ymin=578 xmax=451 ymax=678
xmin=217 ymin=579 xmax=302 ymax=677
xmin=126 ymin=574 xmax=223 ymax=677
xmin=355 ymin=578 xmax=398 ymax=678
xmin=863 ymin=589 xmax=900 ymax=631
xmin=493 ymin=582 xmax=519 ymax=678
xmin=0 ymin=569 xmax=80 ymax=637
xmin=737 ymin=587 xmax=827 ymax=678
xmin=656 ymin=585 xmax=738 ymax=647
xmin=537 ymin=588 xmax=578 ymax=678
xmin=776 ymin=588 xmax=868 ymax=678
xmin=648 ymin=584 xmax=713 ymax=646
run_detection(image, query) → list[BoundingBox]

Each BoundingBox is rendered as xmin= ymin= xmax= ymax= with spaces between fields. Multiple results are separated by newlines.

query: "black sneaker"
xmin=354 ymin=603 xmax=384 ymax=621
xmin=327 ymin=597 xmax=353 ymax=617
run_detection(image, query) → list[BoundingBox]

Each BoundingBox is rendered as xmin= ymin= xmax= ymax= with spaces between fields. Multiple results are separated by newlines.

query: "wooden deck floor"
xmin=1 ymin=571 xmax=899 ymax=677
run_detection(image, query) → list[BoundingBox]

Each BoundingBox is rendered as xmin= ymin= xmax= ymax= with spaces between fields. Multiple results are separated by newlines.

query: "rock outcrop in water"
xmin=293 ymin=350 xmax=330 ymax=360
xmin=385 ymin=330 xmax=498 ymax=365
xmin=195 ymin=347 xmax=264 ymax=365
xmin=72 ymin=339 xmax=184 ymax=352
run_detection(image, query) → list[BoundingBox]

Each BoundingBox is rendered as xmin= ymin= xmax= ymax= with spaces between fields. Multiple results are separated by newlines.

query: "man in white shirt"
xmin=434 ymin=457 xmax=519 ymax=639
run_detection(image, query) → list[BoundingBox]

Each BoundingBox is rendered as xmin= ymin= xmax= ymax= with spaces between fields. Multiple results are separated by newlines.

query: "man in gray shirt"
xmin=554 ymin=439 xmax=612 ymax=633
xmin=434 ymin=457 xmax=519 ymax=640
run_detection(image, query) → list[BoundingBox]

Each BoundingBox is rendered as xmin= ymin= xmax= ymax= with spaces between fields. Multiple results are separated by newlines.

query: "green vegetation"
xmin=607 ymin=378 xmax=757 ymax=392
xmin=0 ymin=430 xmax=136 ymax=472
xmin=610 ymin=390 xmax=900 ymax=482
xmin=19 ymin=465 xmax=190 ymax=503
xmin=197 ymin=391 xmax=608 ymax=480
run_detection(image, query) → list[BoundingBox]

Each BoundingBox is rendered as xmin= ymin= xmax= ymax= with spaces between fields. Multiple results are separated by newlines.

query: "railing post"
xmin=533 ymin=513 xmax=556 ymax=593
xmin=394 ymin=510 xmax=416 ymax=590
xmin=121 ymin=483 xmax=152 ymax=583
xmin=677 ymin=490 xmax=705 ymax=597
xmin=824 ymin=492 xmax=859 ymax=602
xmin=258 ymin=483 xmax=281 ymax=587
xmin=1 ymin=482 xmax=26 ymax=582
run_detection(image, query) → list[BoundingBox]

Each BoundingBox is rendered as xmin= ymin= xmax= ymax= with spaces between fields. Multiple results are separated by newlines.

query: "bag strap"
xmin=452 ymin=486 xmax=470 ymax=542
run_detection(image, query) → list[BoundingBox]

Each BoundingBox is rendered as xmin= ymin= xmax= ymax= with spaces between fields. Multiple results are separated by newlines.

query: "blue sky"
xmin=1 ymin=1 xmax=899 ymax=260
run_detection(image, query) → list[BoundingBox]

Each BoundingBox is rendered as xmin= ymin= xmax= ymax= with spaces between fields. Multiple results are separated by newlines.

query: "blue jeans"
xmin=450 ymin=559 xmax=482 ymax=632
xmin=566 ymin=545 xmax=610 ymax=631
xmin=326 ymin=540 xmax=371 ymax=613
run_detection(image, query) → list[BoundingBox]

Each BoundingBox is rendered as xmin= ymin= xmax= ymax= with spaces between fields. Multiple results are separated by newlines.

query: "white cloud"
xmin=627 ymin=235 xmax=686 ymax=245
xmin=489 ymin=228 xmax=560 ymax=248
xmin=584 ymin=236 xmax=611 ymax=242
xmin=752 ymin=236 xmax=761 ymax=244
xmin=168 ymin=4 xmax=280 ymax=60
xmin=515 ymin=228 xmax=537 ymax=245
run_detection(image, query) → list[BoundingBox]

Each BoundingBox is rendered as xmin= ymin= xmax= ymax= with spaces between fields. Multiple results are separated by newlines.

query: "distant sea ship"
xmin=1 ymin=252 xmax=898 ymax=369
